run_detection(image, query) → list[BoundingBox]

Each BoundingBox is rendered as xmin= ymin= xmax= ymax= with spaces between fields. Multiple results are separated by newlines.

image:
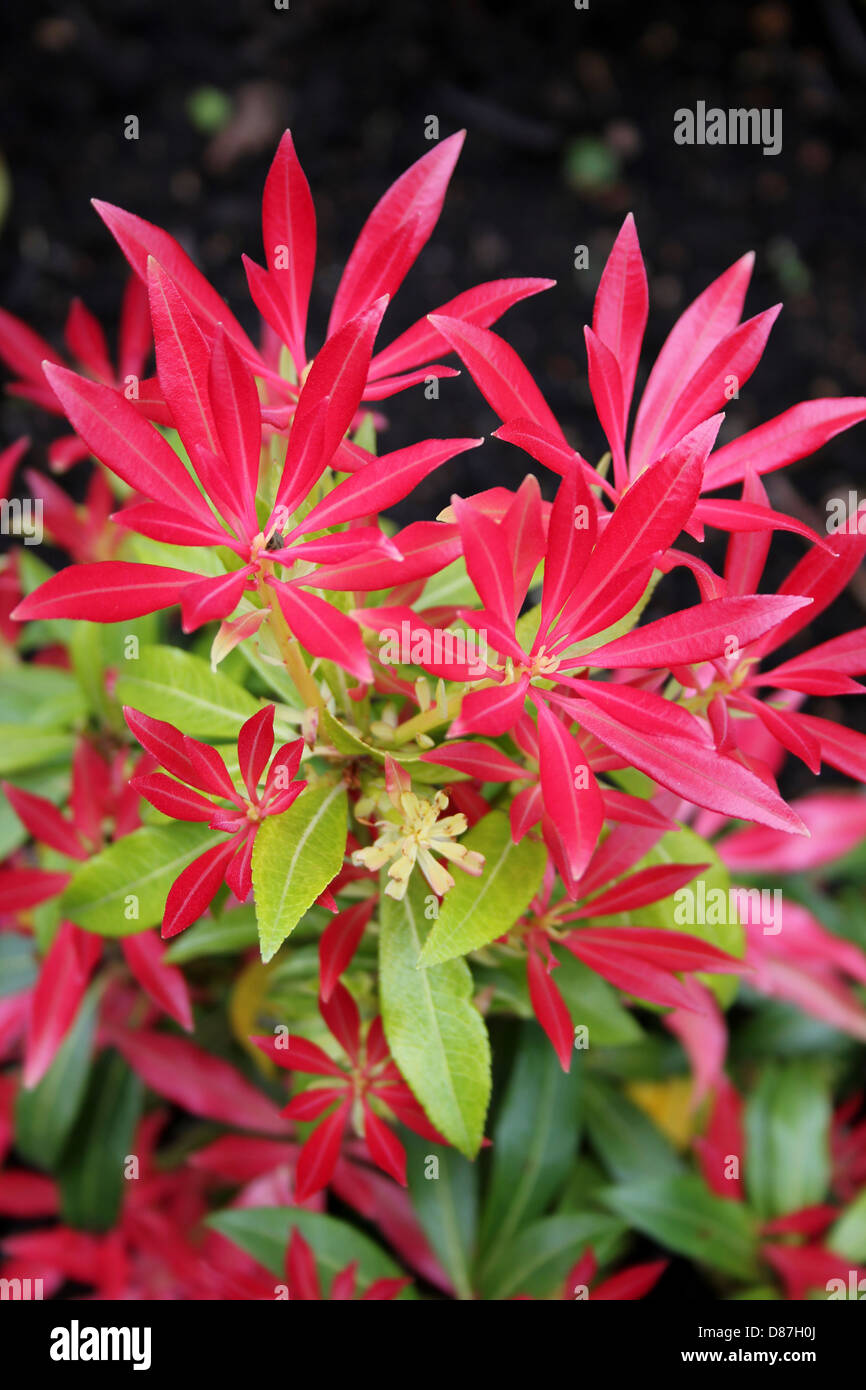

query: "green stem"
xmin=258 ymin=573 xmax=326 ymax=714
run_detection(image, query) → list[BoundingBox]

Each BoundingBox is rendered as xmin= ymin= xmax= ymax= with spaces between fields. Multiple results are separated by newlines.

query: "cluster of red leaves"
xmin=3 ymin=129 xmax=866 ymax=1298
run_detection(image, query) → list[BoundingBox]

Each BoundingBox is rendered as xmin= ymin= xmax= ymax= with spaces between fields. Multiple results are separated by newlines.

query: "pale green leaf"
xmin=252 ymin=783 xmax=347 ymax=962
xmin=601 ymin=1176 xmax=761 ymax=1280
xmin=61 ymin=824 xmax=223 ymax=936
xmin=419 ymin=811 xmax=546 ymax=966
xmin=115 ymin=645 xmax=260 ymax=739
xmin=379 ymin=875 xmax=490 ymax=1157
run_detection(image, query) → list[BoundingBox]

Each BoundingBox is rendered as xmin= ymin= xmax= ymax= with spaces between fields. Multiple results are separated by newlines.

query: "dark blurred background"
xmin=2 ymin=0 xmax=866 ymax=681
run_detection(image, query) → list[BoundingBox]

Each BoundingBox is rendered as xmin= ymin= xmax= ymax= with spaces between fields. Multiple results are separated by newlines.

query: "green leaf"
xmin=0 ymin=664 xmax=85 ymax=725
xmin=480 ymin=1212 xmax=625 ymax=1301
xmin=61 ymin=823 xmax=223 ymax=936
xmin=828 ymin=1187 xmax=866 ymax=1263
xmin=379 ymin=875 xmax=491 ymax=1157
xmin=0 ymin=931 xmax=37 ymax=996
xmin=403 ymin=1132 xmax=478 ymax=1300
xmin=480 ymin=1023 xmax=582 ymax=1274
xmin=601 ymin=1176 xmax=761 ymax=1280
xmin=252 ymin=783 xmax=347 ymax=962
xmin=418 ymin=811 xmax=546 ymax=966
xmin=206 ymin=1208 xmax=411 ymax=1295
xmin=0 ymin=724 xmax=74 ymax=775
xmin=319 ymin=709 xmax=425 ymax=765
xmin=14 ymin=985 xmax=99 ymax=1170
xmin=583 ymin=1077 xmax=685 ymax=1181
xmin=420 ymin=556 xmax=477 ymax=609
xmin=744 ymin=1062 xmax=832 ymax=1219
xmin=58 ymin=1050 xmax=143 ymax=1230
xmin=163 ymin=905 xmax=259 ymax=962
xmin=115 ymin=645 xmax=260 ymax=738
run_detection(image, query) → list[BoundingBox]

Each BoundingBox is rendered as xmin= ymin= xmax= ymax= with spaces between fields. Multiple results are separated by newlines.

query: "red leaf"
xmin=132 ymin=771 xmax=215 ymax=822
xmin=13 ymin=561 xmax=196 ymax=624
xmin=722 ymin=466 xmax=773 ymax=596
xmin=111 ymin=1027 xmax=289 ymax=1133
xmin=42 ymin=362 xmax=211 ymax=517
xmin=252 ymin=1033 xmax=347 ymax=1077
xmin=540 ymin=467 xmax=597 ymax=637
xmin=428 ymin=315 xmax=566 ymax=441
xmin=535 ymin=701 xmax=604 ymax=891
xmin=112 ymin=500 xmax=233 ymax=549
xmin=451 ymin=494 xmax=517 ymax=625
xmin=65 ymin=298 xmax=113 ymax=380
xmin=320 ymin=982 xmax=361 ymax=1063
xmin=286 ymin=1228 xmax=321 ymax=1300
xmin=630 ymin=251 xmax=754 ymax=473
xmin=369 ymin=276 xmax=554 ymax=380
xmin=572 ymin=925 xmax=742 ymax=973
xmin=650 ymin=306 xmax=781 ymax=462
xmin=273 ymin=582 xmax=373 ymax=683
xmin=24 ymin=924 xmax=95 ymax=1088
xmin=449 ymin=675 xmax=530 ymax=738
xmin=567 ymin=696 xmax=806 ymax=833
xmin=591 ymin=1259 xmax=668 ymax=1301
xmin=754 ymin=525 xmax=866 ymax=659
xmin=569 ymin=862 xmax=706 ymax=919
xmin=0 ymin=1171 xmax=59 ymax=1217
xmin=563 ymin=934 xmax=718 ymax=1013
xmin=296 ymin=437 xmax=482 ymax=534
xmin=694 ymin=497 xmax=831 ymax=551
xmin=162 ymin=838 xmax=236 ymax=938
xmin=705 ymin=397 xmax=866 ymax=489
xmin=286 ymin=298 xmax=389 ymax=489
xmin=362 ymin=1103 xmax=407 ymax=1185
xmin=584 ymin=325 xmax=627 ymax=488
xmin=237 ymin=706 xmax=275 ymax=802
xmin=118 ymin=272 xmax=152 ymax=381
xmin=720 ymin=792 xmax=866 ymax=873
xmin=294 ymin=1102 xmax=350 ymax=1200
xmin=0 ymin=305 xmax=63 ymax=384
xmin=262 ymin=131 xmax=316 ymax=368
xmin=328 ymin=132 xmax=465 ymax=335
xmin=592 ymin=213 xmax=648 ymax=428
xmin=121 ymin=931 xmax=193 ymax=1031
xmin=584 ymin=594 xmax=811 ymax=669
xmin=0 ymin=868 xmax=71 ymax=912
xmin=208 ymin=327 xmax=262 ymax=526
xmin=319 ymin=899 xmax=376 ymax=1002
xmin=0 ymin=436 xmax=30 ymax=497
xmin=555 ymin=417 xmax=718 ymax=641
xmin=179 ymin=568 xmax=252 ymax=633
xmin=123 ymin=706 xmax=196 ymax=782
xmin=182 ymin=737 xmax=239 ymax=801
xmin=307 ymin=519 xmax=461 ymax=591
xmin=284 ymin=1086 xmax=349 ymax=1123
xmin=495 ymin=418 xmax=610 ymax=492
xmin=148 ymin=258 xmax=221 ymax=460
xmin=527 ymin=942 xmax=573 ymax=1071
xmin=2 ymin=783 xmax=84 ymax=859
xmin=92 ymin=198 xmax=258 ymax=361
xmin=420 ymin=740 xmax=529 ymax=782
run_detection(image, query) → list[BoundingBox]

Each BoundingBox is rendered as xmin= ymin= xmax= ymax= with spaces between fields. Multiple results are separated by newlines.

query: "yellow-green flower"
xmin=352 ymin=758 xmax=484 ymax=900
